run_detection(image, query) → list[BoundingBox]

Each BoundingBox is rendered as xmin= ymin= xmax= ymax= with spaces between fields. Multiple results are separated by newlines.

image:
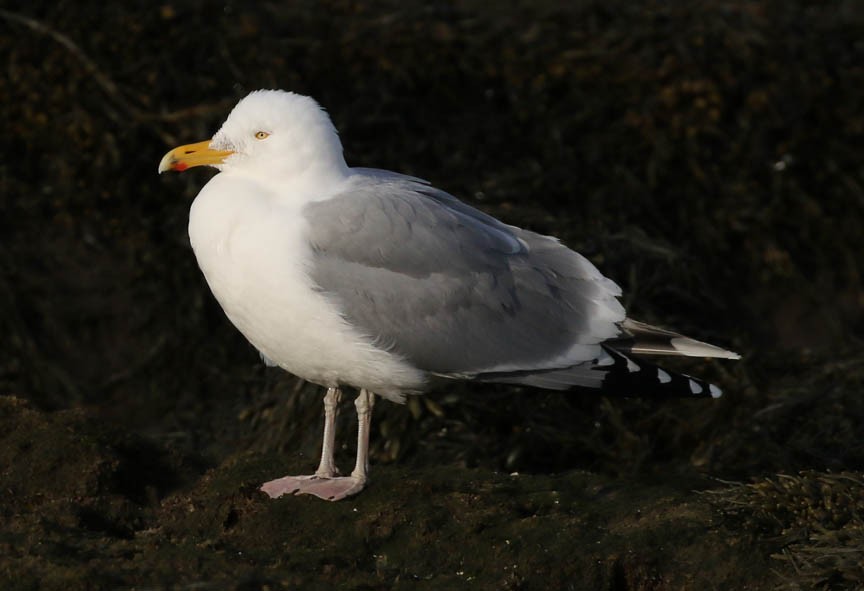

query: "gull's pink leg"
xmin=351 ymin=388 xmax=375 ymax=479
xmin=260 ymin=387 xmax=342 ymax=498
xmin=260 ymin=389 xmax=376 ymax=501
xmin=315 ymin=387 xmax=342 ymax=477
xmin=283 ymin=389 xmax=375 ymax=501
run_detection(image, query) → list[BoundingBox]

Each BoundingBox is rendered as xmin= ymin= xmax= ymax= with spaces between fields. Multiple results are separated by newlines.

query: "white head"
xmin=159 ymin=90 xmax=349 ymax=184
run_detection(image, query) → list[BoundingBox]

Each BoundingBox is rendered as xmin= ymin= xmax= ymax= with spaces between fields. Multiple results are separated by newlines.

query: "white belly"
xmin=187 ymin=173 xmax=425 ymax=401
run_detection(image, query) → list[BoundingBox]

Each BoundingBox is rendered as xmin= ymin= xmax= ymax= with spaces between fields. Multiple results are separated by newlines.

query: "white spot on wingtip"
xmin=689 ymin=379 xmax=703 ymax=394
xmin=626 ymin=358 xmax=640 ymax=373
xmin=657 ymin=369 xmax=671 ymax=383
xmin=709 ymin=384 xmax=723 ymax=398
xmin=595 ymin=352 xmax=615 ymax=367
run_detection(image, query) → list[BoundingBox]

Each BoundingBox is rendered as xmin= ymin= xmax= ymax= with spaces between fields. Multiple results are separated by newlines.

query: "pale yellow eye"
xmin=254 ymin=131 xmax=270 ymax=140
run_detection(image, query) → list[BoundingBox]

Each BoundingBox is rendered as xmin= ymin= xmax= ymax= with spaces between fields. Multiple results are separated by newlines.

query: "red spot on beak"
xmin=174 ymin=162 xmax=189 ymax=172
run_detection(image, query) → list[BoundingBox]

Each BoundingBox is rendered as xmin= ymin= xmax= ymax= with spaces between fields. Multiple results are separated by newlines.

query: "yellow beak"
xmin=158 ymin=140 xmax=234 ymax=173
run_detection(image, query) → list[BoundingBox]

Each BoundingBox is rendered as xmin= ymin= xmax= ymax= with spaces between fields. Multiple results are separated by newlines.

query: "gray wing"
xmin=303 ymin=170 xmax=625 ymax=377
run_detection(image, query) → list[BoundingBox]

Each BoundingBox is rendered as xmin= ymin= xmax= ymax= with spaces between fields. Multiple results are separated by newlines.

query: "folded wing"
xmin=302 ymin=170 xmax=625 ymax=379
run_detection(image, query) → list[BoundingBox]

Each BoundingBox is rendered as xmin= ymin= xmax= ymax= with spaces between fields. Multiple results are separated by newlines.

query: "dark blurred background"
xmin=1 ymin=0 xmax=863 ymax=483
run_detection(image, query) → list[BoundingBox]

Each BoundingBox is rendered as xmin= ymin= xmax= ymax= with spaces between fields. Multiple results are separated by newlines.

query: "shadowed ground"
xmin=1 ymin=1 xmax=862 ymax=589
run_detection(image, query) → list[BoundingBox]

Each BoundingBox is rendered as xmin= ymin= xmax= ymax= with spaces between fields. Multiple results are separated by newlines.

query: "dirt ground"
xmin=1 ymin=1 xmax=863 ymax=589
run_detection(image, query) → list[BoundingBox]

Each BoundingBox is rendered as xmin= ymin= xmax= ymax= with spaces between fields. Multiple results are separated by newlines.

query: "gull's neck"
xmin=224 ymin=160 xmax=351 ymax=205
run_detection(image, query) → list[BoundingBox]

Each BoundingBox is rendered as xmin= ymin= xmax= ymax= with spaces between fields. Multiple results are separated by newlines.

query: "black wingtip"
xmin=596 ymin=347 xmax=724 ymax=400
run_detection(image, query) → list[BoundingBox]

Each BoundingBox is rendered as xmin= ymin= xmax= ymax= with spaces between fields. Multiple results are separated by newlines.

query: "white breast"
xmin=187 ymin=172 xmax=425 ymax=401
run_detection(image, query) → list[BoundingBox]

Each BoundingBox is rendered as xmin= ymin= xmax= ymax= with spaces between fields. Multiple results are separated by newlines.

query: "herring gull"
xmin=159 ymin=90 xmax=739 ymax=501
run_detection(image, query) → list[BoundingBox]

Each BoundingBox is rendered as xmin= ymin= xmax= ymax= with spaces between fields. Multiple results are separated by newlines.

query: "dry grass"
xmin=708 ymin=472 xmax=864 ymax=590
